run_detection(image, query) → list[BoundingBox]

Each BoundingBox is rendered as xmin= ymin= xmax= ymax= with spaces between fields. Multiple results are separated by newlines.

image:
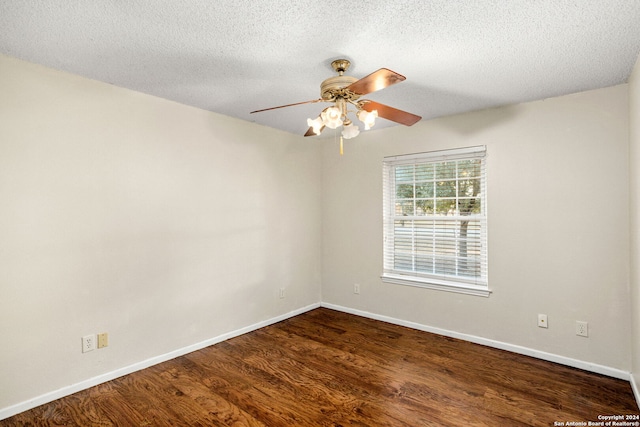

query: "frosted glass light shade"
xmin=357 ymin=109 xmax=378 ymax=130
xmin=341 ymin=123 xmax=360 ymax=139
xmin=321 ymin=106 xmax=343 ymax=129
xmin=307 ymin=116 xmax=324 ymax=135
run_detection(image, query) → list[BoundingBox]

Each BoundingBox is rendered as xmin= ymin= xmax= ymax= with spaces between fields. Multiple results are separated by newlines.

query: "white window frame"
xmin=381 ymin=146 xmax=490 ymax=297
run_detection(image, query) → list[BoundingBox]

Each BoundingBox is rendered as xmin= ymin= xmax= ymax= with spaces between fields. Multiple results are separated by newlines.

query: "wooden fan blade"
xmin=361 ymin=100 xmax=422 ymax=126
xmin=250 ymin=99 xmax=324 ymax=114
xmin=346 ymin=68 xmax=406 ymax=96
xmin=304 ymin=125 xmax=324 ymax=137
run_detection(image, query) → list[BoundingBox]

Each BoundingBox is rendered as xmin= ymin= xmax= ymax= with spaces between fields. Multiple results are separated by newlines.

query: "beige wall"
xmin=1 ymin=51 xmax=637 ymax=416
xmin=322 ymin=84 xmax=631 ymax=371
xmin=630 ymin=54 xmax=640 ymax=397
xmin=0 ymin=54 xmax=322 ymax=411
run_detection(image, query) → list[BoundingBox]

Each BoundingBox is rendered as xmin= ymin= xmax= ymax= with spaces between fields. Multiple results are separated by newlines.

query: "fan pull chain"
xmin=340 ymin=136 xmax=344 ymax=155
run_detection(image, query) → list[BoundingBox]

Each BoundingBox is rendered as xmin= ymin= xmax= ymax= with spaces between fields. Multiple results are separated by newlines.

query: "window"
xmin=382 ymin=146 xmax=489 ymax=297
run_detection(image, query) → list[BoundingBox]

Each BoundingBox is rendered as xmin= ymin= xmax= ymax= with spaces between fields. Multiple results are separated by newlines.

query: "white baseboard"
xmin=321 ymin=302 xmax=631 ymax=381
xmin=631 ymin=373 xmax=640 ymax=410
xmin=0 ymin=303 xmax=320 ymax=421
xmin=2 ymin=301 xmax=634 ymax=421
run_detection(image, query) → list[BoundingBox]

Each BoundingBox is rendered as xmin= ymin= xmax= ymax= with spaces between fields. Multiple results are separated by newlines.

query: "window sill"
xmin=380 ymin=273 xmax=491 ymax=297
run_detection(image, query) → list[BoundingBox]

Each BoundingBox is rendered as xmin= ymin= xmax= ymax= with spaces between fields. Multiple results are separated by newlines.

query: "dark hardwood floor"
xmin=2 ymin=308 xmax=638 ymax=426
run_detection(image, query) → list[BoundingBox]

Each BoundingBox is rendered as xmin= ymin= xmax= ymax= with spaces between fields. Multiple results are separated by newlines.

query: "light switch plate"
xmin=97 ymin=332 xmax=108 ymax=348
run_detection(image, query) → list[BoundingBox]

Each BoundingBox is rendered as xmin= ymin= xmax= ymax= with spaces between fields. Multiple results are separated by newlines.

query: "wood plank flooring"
xmin=2 ymin=308 xmax=638 ymax=426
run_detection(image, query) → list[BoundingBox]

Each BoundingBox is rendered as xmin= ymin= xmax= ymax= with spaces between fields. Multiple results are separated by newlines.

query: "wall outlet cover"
xmin=576 ymin=321 xmax=589 ymax=337
xmin=537 ymin=314 xmax=548 ymax=328
xmin=82 ymin=334 xmax=96 ymax=353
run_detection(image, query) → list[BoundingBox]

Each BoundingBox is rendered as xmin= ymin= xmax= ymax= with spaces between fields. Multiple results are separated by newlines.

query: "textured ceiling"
xmin=1 ymin=1 xmax=639 ymax=137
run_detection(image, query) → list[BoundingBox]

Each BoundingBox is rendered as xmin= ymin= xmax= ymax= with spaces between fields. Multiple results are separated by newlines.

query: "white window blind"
xmin=382 ymin=146 xmax=489 ymax=297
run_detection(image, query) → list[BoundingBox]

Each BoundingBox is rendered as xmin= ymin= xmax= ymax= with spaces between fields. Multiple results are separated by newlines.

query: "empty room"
xmin=1 ymin=1 xmax=640 ymax=425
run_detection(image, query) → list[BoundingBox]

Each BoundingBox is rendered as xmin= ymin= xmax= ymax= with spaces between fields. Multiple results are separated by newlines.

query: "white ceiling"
xmin=1 ymin=1 xmax=639 ymax=137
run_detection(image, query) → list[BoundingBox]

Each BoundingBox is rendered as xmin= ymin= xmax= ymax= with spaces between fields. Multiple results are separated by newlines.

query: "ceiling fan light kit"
xmin=251 ymin=59 xmax=421 ymax=153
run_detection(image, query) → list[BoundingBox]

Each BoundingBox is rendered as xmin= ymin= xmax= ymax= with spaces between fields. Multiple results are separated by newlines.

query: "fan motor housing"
xmin=320 ymin=75 xmax=360 ymax=101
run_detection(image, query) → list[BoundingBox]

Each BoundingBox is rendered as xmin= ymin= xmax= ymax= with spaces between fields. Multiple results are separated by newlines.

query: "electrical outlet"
xmin=576 ymin=321 xmax=589 ymax=337
xmin=279 ymin=288 xmax=285 ymax=299
xmin=82 ymin=334 xmax=96 ymax=353
xmin=97 ymin=332 xmax=108 ymax=349
xmin=537 ymin=314 xmax=548 ymax=328
xmin=354 ymin=283 xmax=360 ymax=294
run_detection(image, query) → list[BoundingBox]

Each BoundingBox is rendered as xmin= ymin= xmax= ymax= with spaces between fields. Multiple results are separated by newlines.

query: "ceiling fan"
xmin=250 ymin=59 xmax=421 ymax=143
